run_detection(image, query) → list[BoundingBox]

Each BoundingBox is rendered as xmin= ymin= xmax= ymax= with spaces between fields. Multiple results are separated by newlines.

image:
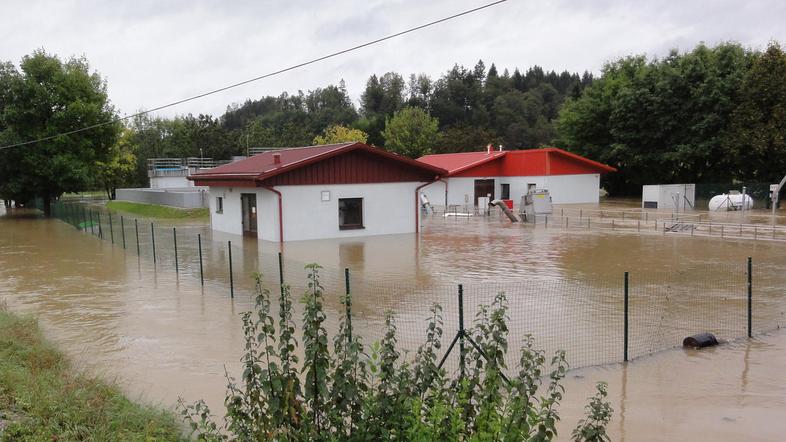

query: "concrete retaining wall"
xmin=116 ymin=187 xmax=208 ymax=209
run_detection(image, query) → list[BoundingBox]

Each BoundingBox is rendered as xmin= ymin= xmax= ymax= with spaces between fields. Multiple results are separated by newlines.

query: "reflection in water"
xmin=560 ymin=332 xmax=786 ymax=441
xmin=1 ymin=203 xmax=786 ymax=440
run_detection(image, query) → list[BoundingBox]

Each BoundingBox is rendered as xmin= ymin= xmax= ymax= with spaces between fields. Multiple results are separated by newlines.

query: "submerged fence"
xmin=43 ymin=200 xmax=786 ymax=373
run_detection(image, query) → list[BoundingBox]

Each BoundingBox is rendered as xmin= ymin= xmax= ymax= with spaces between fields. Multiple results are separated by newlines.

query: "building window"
xmin=338 ymin=198 xmax=363 ymax=230
xmin=216 ymin=197 xmax=223 ymax=214
xmin=501 ymin=184 xmax=510 ymax=200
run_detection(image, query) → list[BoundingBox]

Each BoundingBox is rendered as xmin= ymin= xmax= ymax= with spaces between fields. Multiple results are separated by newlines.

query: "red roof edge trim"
xmin=544 ymin=148 xmax=617 ymax=173
xmin=446 ymin=152 xmax=507 ymax=176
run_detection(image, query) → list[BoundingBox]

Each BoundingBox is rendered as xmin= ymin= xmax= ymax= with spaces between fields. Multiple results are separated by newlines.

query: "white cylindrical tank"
xmin=709 ymin=194 xmax=754 ymax=211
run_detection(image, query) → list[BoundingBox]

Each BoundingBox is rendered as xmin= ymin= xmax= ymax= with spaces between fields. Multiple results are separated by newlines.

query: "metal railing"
xmin=147 ymin=158 xmax=231 ymax=177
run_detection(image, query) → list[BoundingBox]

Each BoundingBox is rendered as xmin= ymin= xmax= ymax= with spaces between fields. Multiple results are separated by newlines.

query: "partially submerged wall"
xmin=116 ymin=187 xmax=208 ymax=209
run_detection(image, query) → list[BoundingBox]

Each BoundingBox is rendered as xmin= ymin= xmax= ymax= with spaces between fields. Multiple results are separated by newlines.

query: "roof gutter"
xmin=262 ymin=185 xmax=283 ymax=244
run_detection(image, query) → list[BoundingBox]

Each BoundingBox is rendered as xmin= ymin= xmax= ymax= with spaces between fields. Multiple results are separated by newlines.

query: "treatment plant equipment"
xmin=709 ymin=189 xmax=754 ymax=212
xmin=519 ymin=189 xmax=552 ymax=222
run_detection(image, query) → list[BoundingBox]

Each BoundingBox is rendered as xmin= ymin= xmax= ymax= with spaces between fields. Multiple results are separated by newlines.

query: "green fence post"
xmin=134 ymin=219 xmax=140 ymax=255
xmin=108 ymin=213 xmax=114 ymax=244
xmin=747 ymin=257 xmax=752 ymax=338
xmin=150 ymin=223 xmax=156 ymax=264
xmin=278 ymin=252 xmax=284 ymax=298
xmin=198 ymin=234 xmax=204 ymax=286
xmin=173 ymin=227 xmax=178 ymax=274
xmin=228 ymin=240 xmax=234 ymax=298
xmin=624 ymin=272 xmax=629 ymax=362
xmin=345 ymin=268 xmax=352 ymax=344
xmin=458 ymin=283 xmax=466 ymax=378
xmin=121 ymin=216 xmax=126 ymax=249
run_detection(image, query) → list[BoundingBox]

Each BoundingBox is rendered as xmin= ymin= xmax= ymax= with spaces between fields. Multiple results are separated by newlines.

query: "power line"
xmin=0 ymin=0 xmax=508 ymax=151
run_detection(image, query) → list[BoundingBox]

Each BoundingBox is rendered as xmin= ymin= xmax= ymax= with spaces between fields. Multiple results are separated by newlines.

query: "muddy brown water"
xmin=1 ymin=202 xmax=785 ymax=440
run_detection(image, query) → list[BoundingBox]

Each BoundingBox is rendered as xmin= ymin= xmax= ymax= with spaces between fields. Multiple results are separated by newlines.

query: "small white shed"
xmin=642 ymin=184 xmax=695 ymax=211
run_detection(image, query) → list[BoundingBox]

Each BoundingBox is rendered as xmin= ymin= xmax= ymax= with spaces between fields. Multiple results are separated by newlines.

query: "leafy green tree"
xmin=312 ymin=125 xmax=368 ymax=145
xmin=382 ymin=106 xmax=439 ymax=158
xmin=0 ymin=50 xmax=120 ymax=214
xmin=726 ymin=42 xmax=786 ymax=182
xmin=96 ymin=128 xmax=137 ymax=199
xmin=556 ymin=43 xmax=752 ymax=194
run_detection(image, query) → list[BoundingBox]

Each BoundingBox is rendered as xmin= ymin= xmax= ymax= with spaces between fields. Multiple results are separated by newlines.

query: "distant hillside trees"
xmin=0 ymin=50 xmax=120 ymax=214
xmin=555 ymin=42 xmax=786 ymax=195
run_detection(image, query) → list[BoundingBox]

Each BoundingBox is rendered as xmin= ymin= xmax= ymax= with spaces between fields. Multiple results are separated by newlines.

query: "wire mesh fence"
xmin=45 ymin=200 xmax=786 ymax=374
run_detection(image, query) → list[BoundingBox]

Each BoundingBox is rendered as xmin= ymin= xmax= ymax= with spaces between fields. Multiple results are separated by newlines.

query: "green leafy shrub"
xmin=179 ymin=266 xmax=612 ymax=441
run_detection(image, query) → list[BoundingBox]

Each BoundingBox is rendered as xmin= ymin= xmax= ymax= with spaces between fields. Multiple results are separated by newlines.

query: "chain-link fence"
xmin=44 ymin=200 xmax=786 ymax=375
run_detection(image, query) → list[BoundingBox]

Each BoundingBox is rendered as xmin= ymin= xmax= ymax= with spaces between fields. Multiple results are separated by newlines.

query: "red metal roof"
xmin=190 ymin=143 xmax=447 ymax=186
xmin=417 ymin=148 xmax=615 ymax=177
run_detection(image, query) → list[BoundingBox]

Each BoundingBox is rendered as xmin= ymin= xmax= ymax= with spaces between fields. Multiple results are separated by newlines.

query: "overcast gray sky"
xmin=2 ymin=0 xmax=784 ymax=119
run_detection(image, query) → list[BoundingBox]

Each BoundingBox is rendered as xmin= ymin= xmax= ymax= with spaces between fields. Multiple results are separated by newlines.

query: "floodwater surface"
xmin=1 ymin=202 xmax=785 ymax=440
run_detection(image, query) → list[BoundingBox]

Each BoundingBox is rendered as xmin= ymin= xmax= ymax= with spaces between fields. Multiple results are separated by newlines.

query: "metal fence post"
xmin=151 ymin=223 xmax=157 ymax=263
xmin=108 ymin=213 xmax=114 ymax=244
xmin=458 ymin=283 xmax=466 ymax=378
xmin=173 ymin=227 xmax=179 ymax=274
xmin=747 ymin=257 xmax=752 ymax=338
xmin=198 ymin=234 xmax=204 ymax=286
xmin=345 ymin=268 xmax=352 ymax=344
xmin=89 ymin=210 xmax=95 ymax=235
xmin=624 ymin=272 xmax=629 ymax=362
xmin=278 ymin=252 xmax=284 ymax=298
xmin=121 ymin=216 xmax=126 ymax=249
xmin=228 ymin=240 xmax=234 ymax=298
xmin=97 ymin=212 xmax=103 ymax=239
xmin=134 ymin=219 xmax=140 ymax=255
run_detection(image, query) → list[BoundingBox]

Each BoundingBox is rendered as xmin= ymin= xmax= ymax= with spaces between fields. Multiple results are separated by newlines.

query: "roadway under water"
xmin=1 ymin=202 xmax=785 ymax=440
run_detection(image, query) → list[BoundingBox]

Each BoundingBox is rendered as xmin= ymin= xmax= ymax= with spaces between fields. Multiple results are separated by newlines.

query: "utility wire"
xmin=0 ymin=0 xmax=508 ymax=151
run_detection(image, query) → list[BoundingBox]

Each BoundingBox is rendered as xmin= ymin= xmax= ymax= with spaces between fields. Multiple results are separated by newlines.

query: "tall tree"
xmin=0 ymin=50 xmax=120 ymax=214
xmin=726 ymin=42 xmax=786 ymax=182
xmin=382 ymin=106 xmax=439 ymax=158
xmin=96 ymin=128 xmax=137 ymax=199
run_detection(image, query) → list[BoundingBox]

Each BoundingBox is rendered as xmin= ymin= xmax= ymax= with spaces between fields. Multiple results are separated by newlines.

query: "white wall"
xmin=207 ymin=183 xmax=420 ymax=242
xmin=419 ymin=174 xmax=600 ymax=208
xmin=150 ymin=176 xmax=192 ymax=189
xmin=207 ymin=187 xmax=243 ymax=235
xmin=276 ymin=182 xmax=418 ymax=242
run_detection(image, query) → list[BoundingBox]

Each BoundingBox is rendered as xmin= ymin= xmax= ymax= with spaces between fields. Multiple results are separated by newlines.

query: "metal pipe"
xmin=135 ymin=219 xmax=140 ymax=255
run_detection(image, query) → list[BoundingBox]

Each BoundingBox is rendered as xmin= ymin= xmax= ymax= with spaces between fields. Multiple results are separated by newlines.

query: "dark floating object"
xmin=683 ymin=333 xmax=719 ymax=348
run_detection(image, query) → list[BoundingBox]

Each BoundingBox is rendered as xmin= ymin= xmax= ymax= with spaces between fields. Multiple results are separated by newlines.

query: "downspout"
xmin=415 ymin=177 xmax=439 ymax=233
xmin=262 ymin=185 xmax=283 ymax=243
xmin=439 ymin=178 xmax=449 ymax=207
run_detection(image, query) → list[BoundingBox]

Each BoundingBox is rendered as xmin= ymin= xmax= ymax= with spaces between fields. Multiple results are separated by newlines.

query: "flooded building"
xmin=418 ymin=146 xmax=616 ymax=207
xmin=189 ymin=143 xmax=446 ymax=242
